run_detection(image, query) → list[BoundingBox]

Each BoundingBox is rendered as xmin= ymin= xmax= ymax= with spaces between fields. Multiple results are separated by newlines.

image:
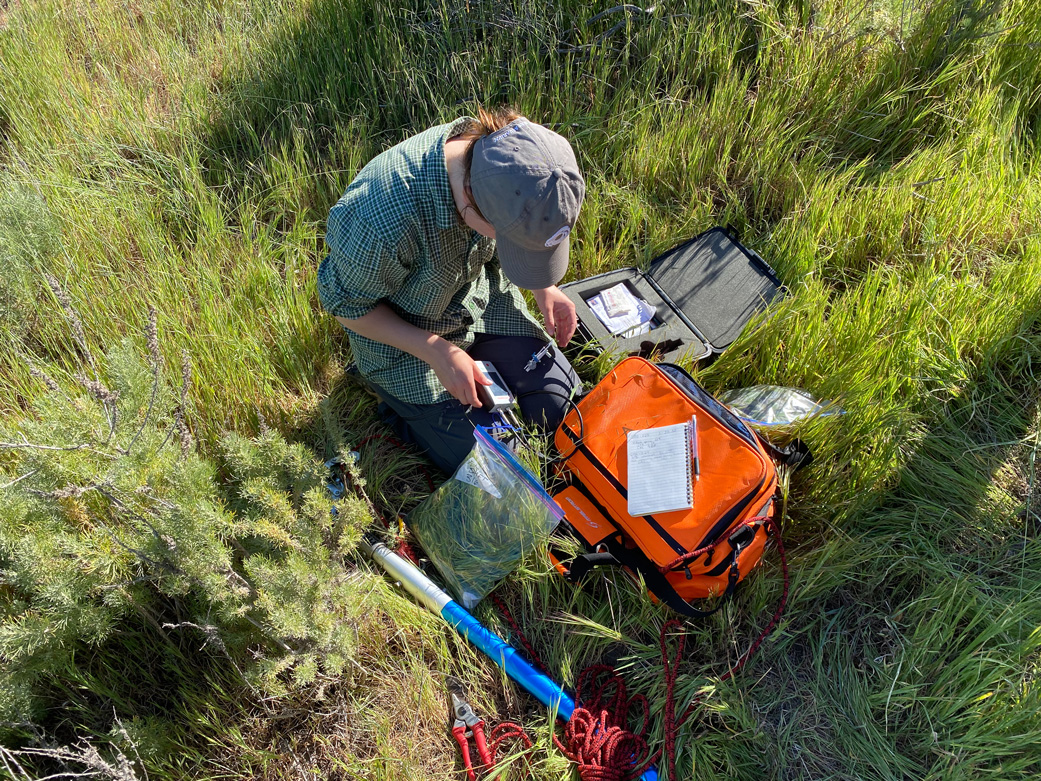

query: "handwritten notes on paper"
xmin=626 ymin=421 xmax=694 ymax=516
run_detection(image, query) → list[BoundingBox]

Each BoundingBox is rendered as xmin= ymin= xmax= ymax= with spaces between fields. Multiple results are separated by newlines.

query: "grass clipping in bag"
xmin=407 ymin=427 xmax=563 ymax=608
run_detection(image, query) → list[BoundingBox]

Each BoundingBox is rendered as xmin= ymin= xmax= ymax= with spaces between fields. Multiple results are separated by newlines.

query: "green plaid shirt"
xmin=318 ymin=119 xmax=546 ymax=405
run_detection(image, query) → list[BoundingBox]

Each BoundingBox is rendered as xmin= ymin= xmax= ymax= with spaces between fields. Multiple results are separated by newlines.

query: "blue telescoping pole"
xmin=360 ymin=535 xmax=659 ymax=781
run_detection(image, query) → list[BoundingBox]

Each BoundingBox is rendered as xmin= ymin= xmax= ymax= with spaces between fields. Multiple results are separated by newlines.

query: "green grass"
xmin=1 ymin=0 xmax=1040 ymax=778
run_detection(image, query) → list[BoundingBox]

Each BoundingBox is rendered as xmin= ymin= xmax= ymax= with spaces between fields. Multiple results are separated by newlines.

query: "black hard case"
xmin=561 ymin=227 xmax=784 ymax=364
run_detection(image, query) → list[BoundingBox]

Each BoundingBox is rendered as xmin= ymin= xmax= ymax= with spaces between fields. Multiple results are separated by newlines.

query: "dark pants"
xmin=369 ymin=334 xmax=582 ymax=474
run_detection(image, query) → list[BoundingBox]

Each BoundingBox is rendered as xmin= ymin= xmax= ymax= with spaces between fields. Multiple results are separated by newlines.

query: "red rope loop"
xmin=551 ymin=665 xmax=656 ymax=780
xmin=490 ymin=721 xmax=533 ymax=752
xmin=657 ymin=516 xmax=771 ymax=574
xmin=487 ymin=721 xmax=535 ymax=777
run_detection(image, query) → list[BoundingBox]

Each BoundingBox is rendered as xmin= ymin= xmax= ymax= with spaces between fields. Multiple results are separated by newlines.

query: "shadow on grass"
xmin=811 ymin=0 xmax=1005 ymax=177
xmin=196 ymin=0 xmax=1006 ymax=217
xmin=8 ymin=602 xmax=244 ymax=770
xmin=199 ymin=0 xmax=568 ymax=211
xmin=852 ymin=304 xmax=1041 ymax=595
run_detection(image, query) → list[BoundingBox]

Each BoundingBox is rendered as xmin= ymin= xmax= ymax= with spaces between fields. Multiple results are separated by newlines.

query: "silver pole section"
xmin=359 ymin=535 xmax=452 ymax=614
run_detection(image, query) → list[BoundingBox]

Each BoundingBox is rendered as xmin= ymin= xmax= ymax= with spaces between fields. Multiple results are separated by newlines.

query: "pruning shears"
xmin=448 ymin=677 xmax=494 ymax=780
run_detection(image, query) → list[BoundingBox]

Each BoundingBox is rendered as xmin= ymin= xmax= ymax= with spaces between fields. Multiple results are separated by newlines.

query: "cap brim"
xmin=496 ymin=235 xmax=569 ymax=290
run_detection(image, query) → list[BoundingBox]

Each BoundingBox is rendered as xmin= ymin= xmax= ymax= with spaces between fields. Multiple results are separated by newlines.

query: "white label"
xmin=454 ymin=460 xmax=502 ymax=499
xmin=564 ymin=496 xmax=599 ymax=529
xmin=491 ymin=124 xmax=522 ymax=142
xmin=545 ymin=225 xmax=571 ymax=247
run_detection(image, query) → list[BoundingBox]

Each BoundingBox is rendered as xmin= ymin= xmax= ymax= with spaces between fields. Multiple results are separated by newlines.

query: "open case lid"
xmin=646 ymin=227 xmax=784 ymax=353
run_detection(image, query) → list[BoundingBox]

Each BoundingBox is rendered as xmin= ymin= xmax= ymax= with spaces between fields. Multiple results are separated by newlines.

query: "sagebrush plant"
xmin=216 ymin=426 xmax=370 ymax=691
xmin=0 ymin=287 xmax=372 ymax=741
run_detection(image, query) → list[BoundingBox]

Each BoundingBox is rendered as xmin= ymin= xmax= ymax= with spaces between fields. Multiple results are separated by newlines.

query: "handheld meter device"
xmin=473 ymin=361 xmax=515 ymax=413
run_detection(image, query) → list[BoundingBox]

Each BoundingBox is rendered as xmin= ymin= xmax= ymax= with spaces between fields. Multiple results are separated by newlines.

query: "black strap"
xmin=565 ymin=551 xmax=621 ymax=582
xmin=759 ymin=437 xmax=813 ymax=470
xmin=565 ymin=537 xmax=740 ymax=619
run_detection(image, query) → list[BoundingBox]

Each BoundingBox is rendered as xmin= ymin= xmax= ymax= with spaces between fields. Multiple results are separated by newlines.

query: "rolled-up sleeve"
xmin=318 ymin=204 xmax=409 ymax=320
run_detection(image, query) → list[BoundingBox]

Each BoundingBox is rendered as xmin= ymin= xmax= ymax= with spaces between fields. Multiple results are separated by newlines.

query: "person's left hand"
xmin=532 ymin=286 xmax=577 ymax=347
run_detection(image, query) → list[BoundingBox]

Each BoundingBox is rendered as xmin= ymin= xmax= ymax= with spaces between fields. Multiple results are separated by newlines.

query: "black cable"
xmin=514 ymin=388 xmax=585 ymax=463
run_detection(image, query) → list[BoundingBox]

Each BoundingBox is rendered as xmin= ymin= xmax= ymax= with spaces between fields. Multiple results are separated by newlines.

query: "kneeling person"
xmin=318 ymin=108 xmax=585 ymax=473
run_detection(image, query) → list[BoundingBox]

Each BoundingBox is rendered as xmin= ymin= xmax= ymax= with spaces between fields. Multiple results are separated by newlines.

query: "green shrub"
xmin=0 ymin=295 xmax=372 ymax=743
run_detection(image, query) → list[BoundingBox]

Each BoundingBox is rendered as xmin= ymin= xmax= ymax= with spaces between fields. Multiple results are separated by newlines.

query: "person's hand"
xmin=428 ymin=340 xmax=492 ymax=406
xmin=532 ymin=286 xmax=577 ymax=347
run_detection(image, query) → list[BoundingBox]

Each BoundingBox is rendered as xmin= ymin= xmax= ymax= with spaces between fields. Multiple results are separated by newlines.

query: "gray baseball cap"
xmin=469 ymin=118 xmax=585 ymax=290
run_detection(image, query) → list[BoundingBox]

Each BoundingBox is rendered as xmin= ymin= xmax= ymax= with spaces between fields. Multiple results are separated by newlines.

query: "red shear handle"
xmin=452 ymin=724 xmax=476 ymax=781
xmin=471 ymin=720 xmax=494 ymax=770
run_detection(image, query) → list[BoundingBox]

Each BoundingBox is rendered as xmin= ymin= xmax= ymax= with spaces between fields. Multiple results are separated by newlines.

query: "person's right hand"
xmin=429 ymin=341 xmax=492 ymax=407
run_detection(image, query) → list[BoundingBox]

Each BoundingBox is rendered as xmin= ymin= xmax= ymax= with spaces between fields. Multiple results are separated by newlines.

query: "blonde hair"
xmin=459 ymin=106 xmax=523 ymax=221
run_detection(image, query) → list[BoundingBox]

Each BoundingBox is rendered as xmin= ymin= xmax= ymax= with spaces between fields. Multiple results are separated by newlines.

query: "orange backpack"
xmin=551 ymin=357 xmax=805 ymax=617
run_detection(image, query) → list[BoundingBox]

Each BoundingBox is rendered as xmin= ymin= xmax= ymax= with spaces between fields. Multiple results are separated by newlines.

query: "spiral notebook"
xmin=626 ymin=416 xmax=697 ymax=516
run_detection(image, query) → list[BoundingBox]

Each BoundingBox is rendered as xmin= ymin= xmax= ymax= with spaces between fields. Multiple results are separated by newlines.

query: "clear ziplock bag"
xmin=718 ymin=385 xmax=843 ymax=426
xmin=406 ymin=427 xmax=564 ymax=609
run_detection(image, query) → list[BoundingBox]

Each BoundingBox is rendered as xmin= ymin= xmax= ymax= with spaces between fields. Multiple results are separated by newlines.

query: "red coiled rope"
xmin=553 ymin=665 xmax=654 ymax=780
